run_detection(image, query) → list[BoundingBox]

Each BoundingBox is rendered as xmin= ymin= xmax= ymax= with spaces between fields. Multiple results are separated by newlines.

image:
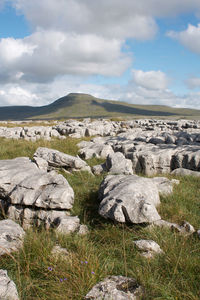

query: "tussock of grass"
xmin=0 ymin=137 xmax=199 ymax=299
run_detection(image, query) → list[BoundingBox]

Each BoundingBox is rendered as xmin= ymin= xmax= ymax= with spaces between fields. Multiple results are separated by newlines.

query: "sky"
xmin=0 ymin=1 xmax=200 ymax=109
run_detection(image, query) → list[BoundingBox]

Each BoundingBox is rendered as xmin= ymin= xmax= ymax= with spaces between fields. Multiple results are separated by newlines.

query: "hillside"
xmin=0 ymin=93 xmax=200 ymax=120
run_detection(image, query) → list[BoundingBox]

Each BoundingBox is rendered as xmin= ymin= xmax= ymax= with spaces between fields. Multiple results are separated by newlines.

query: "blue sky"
xmin=0 ymin=0 xmax=200 ymax=109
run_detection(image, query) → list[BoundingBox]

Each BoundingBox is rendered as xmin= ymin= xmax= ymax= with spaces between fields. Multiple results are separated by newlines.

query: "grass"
xmin=0 ymin=137 xmax=199 ymax=299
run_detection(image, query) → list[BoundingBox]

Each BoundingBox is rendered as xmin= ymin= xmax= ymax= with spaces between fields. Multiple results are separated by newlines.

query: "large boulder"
xmin=0 ymin=157 xmax=75 ymax=229
xmin=85 ymin=276 xmax=144 ymax=300
xmin=0 ymin=158 xmax=74 ymax=210
xmin=0 ymin=270 xmax=19 ymax=300
xmin=0 ymin=219 xmax=25 ymax=256
xmin=99 ymin=175 xmax=161 ymax=224
xmin=34 ymin=147 xmax=91 ymax=173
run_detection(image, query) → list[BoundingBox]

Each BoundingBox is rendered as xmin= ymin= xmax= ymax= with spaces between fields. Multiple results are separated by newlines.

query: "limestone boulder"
xmin=99 ymin=175 xmax=161 ymax=224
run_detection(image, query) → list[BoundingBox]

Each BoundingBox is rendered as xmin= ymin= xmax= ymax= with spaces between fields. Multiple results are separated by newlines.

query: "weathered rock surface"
xmin=151 ymin=177 xmax=179 ymax=196
xmin=171 ymin=168 xmax=200 ymax=177
xmin=0 ymin=157 xmax=76 ymax=231
xmin=0 ymin=157 xmax=74 ymax=210
xmin=99 ymin=175 xmax=161 ymax=224
xmin=0 ymin=219 xmax=25 ymax=256
xmin=134 ymin=239 xmax=164 ymax=258
xmin=34 ymin=147 xmax=91 ymax=173
xmin=85 ymin=275 xmax=144 ymax=300
xmin=0 ymin=269 xmax=19 ymax=300
xmin=55 ymin=216 xmax=81 ymax=234
xmin=93 ymin=152 xmax=133 ymax=175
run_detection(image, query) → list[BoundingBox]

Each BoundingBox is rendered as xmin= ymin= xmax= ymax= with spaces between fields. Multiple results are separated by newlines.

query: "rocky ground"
xmin=0 ymin=118 xmax=199 ymax=299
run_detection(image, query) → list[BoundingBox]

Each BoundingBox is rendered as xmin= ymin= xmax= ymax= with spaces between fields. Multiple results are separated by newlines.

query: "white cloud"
xmin=185 ymin=76 xmax=200 ymax=89
xmin=0 ymin=30 xmax=131 ymax=83
xmin=11 ymin=0 xmax=158 ymax=40
xmin=11 ymin=0 xmax=200 ymax=39
xmin=131 ymin=69 xmax=169 ymax=90
xmin=168 ymin=23 xmax=200 ymax=54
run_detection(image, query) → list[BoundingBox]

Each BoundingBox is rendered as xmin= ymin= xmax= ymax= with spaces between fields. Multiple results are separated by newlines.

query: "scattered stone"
xmin=85 ymin=275 xmax=144 ymax=300
xmin=0 ymin=269 xmax=19 ymax=300
xmin=99 ymin=175 xmax=161 ymax=224
xmin=134 ymin=239 xmax=164 ymax=258
xmin=55 ymin=216 xmax=80 ymax=234
xmin=0 ymin=219 xmax=25 ymax=256
xmin=51 ymin=245 xmax=69 ymax=259
xmin=78 ymin=224 xmax=89 ymax=235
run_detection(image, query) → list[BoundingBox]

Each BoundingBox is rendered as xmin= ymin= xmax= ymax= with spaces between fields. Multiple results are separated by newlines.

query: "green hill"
xmin=0 ymin=93 xmax=200 ymax=120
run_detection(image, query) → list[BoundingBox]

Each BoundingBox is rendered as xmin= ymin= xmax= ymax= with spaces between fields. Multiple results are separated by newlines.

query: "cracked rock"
xmin=99 ymin=175 xmax=161 ymax=224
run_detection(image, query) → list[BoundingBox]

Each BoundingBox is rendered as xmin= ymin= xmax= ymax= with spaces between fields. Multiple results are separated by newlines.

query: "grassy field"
xmin=0 ymin=137 xmax=199 ymax=300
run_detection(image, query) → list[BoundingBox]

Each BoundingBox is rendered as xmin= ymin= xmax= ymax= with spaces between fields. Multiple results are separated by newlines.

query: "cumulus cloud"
xmin=0 ymin=30 xmax=131 ymax=83
xmin=168 ymin=23 xmax=200 ymax=54
xmin=131 ymin=69 xmax=169 ymax=90
xmin=11 ymin=0 xmax=200 ymax=38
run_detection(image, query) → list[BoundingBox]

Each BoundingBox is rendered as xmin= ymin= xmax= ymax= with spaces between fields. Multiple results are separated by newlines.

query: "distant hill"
xmin=0 ymin=93 xmax=200 ymax=120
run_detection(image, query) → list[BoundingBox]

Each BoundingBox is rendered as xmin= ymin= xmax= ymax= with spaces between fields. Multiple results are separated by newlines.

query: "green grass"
xmin=0 ymin=137 xmax=199 ymax=299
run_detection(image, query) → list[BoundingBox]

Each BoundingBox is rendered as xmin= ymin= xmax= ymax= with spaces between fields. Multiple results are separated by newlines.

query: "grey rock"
xmin=148 ymin=137 xmax=165 ymax=145
xmin=32 ymin=157 xmax=48 ymax=171
xmin=151 ymin=219 xmax=195 ymax=236
xmin=130 ymin=144 xmax=200 ymax=175
xmin=92 ymin=164 xmax=107 ymax=175
xmin=105 ymin=152 xmax=133 ymax=175
xmin=171 ymin=168 xmax=200 ymax=177
xmin=85 ymin=275 xmax=143 ymax=300
xmin=151 ymin=177 xmax=179 ymax=196
xmin=99 ymin=175 xmax=161 ymax=224
xmin=7 ymin=206 xmax=70 ymax=230
xmin=55 ymin=216 xmax=80 ymax=234
xmin=78 ymin=225 xmax=89 ymax=235
xmin=0 ymin=219 xmax=25 ymax=256
xmin=134 ymin=239 xmax=164 ymax=258
xmin=34 ymin=147 xmax=91 ymax=173
xmin=0 ymin=269 xmax=19 ymax=300
xmin=51 ymin=245 xmax=69 ymax=259
xmin=9 ymin=170 xmax=74 ymax=210
xmin=78 ymin=143 xmax=114 ymax=160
